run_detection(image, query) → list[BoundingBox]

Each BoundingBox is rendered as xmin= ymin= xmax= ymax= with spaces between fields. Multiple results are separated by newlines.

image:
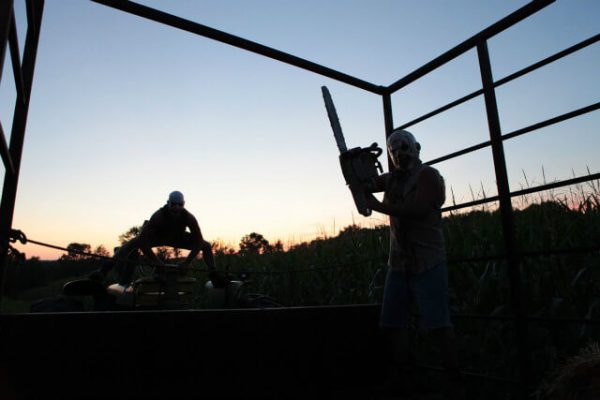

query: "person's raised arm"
xmin=366 ymin=167 xmax=443 ymax=219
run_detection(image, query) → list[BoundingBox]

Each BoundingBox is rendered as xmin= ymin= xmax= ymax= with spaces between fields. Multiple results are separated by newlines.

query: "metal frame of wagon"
xmin=1 ymin=0 xmax=599 ymax=396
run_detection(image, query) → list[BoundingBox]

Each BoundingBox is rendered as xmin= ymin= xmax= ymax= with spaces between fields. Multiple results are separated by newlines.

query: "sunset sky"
xmin=2 ymin=0 xmax=599 ymax=260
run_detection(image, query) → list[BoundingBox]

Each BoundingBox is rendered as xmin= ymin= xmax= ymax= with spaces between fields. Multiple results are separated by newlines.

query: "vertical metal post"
xmin=10 ymin=10 xmax=27 ymax=105
xmin=0 ymin=0 xmax=45 ymax=301
xmin=382 ymin=92 xmax=394 ymax=170
xmin=0 ymin=2 xmax=16 ymax=177
xmin=0 ymin=0 xmax=14 ymax=84
xmin=477 ymin=41 xmax=529 ymax=397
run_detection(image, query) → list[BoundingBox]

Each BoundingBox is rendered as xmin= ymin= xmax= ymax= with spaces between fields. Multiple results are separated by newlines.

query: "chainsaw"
xmin=321 ymin=86 xmax=383 ymax=216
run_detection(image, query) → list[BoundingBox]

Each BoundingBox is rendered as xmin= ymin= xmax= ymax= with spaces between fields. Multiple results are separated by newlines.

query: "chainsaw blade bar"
xmin=321 ymin=86 xmax=347 ymax=153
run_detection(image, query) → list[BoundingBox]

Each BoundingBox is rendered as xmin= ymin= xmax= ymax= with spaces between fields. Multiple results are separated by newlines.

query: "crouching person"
xmin=92 ymin=191 xmax=223 ymax=288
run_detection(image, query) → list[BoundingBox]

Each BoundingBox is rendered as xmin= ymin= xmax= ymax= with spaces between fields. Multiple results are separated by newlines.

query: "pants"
xmin=116 ymin=231 xmax=200 ymax=284
xmin=380 ymin=263 xmax=452 ymax=329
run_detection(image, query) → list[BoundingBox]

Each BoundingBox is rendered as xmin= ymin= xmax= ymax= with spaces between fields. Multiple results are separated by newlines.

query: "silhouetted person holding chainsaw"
xmin=364 ymin=130 xmax=464 ymax=399
xmin=92 ymin=191 xmax=223 ymax=287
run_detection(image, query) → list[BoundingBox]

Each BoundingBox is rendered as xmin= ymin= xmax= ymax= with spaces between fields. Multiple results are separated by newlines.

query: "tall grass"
xmin=208 ymin=224 xmax=389 ymax=306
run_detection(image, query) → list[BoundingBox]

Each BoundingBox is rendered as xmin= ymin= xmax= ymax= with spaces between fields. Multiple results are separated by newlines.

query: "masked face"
xmin=387 ymin=130 xmax=421 ymax=171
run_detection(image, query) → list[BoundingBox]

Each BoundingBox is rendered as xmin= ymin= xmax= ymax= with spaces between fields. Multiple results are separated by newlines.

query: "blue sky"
xmin=2 ymin=0 xmax=599 ymax=259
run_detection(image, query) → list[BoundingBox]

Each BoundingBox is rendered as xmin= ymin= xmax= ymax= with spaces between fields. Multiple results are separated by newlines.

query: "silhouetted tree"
xmin=212 ymin=240 xmax=236 ymax=256
xmin=119 ymin=226 xmax=142 ymax=245
xmin=60 ymin=243 xmax=92 ymax=261
xmin=270 ymin=240 xmax=284 ymax=253
xmin=94 ymin=245 xmax=110 ymax=258
xmin=239 ymin=232 xmax=271 ymax=255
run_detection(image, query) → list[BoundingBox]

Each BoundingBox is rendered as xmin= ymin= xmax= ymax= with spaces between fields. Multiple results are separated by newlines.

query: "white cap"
xmin=168 ymin=191 xmax=185 ymax=205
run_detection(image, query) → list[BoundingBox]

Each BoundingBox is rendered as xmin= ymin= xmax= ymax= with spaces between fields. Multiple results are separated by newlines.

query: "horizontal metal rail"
xmin=502 ymin=101 xmax=600 ymax=142
xmin=397 ymin=33 xmax=600 ymax=131
xmin=90 ymin=0 xmax=384 ymax=94
xmin=442 ymin=194 xmax=500 ymax=212
xmin=427 ymin=101 xmax=600 ymax=166
xmin=494 ymin=32 xmax=600 ymax=88
xmin=386 ymin=0 xmax=554 ymax=94
xmin=510 ymin=172 xmax=600 ymax=199
xmin=397 ymin=89 xmax=483 ymax=131
xmin=441 ymin=171 xmax=600 ymax=212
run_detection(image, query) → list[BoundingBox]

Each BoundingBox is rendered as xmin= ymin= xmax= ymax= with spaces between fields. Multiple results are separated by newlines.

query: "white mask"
xmin=387 ymin=130 xmax=421 ymax=171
